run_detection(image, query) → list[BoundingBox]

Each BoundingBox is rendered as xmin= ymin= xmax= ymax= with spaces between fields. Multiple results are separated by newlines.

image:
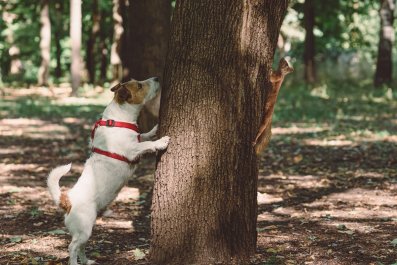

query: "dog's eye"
xmin=138 ymin=83 xmax=143 ymax=89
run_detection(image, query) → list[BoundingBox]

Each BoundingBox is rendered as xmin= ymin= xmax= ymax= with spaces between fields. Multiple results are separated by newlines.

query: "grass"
xmin=273 ymin=77 xmax=397 ymax=142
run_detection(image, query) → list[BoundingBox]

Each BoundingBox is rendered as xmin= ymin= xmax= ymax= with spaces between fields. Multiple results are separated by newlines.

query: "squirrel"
xmin=253 ymin=57 xmax=293 ymax=154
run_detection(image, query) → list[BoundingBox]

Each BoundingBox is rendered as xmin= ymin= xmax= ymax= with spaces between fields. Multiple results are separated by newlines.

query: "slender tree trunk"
xmin=86 ymin=0 xmax=100 ymax=84
xmin=54 ymin=1 xmax=63 ymax=79
xmin=111 ymin=0 xmax=124 ymax=82
xmin=99 ymin=10 xmax=108 ymax=82
xmin=150 ymin=1 xmax=288 ymax=264
xmin=374 ymin=0 xmax=395 ymax=87
xmin=70 ymin=0 xmax=82 ymax=95
xmin=120 ymin=0 xmax=130 ymax=79
xmin=303 ymin=0 xmax=316 ymax=84
xmin=123 ymin=0 xmax=171 ymax=81
xmin=38 ymin=0 xmax=51 ymax=86
xmin=3 ymin=9 xmax=23 ymax=76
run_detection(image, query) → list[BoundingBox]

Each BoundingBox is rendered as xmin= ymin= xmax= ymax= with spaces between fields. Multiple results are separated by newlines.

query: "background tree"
xmin=111 ymin=0 xmax=125 ymax=82
xmin=374 ymin=0 xmax=395 ymax=87
xmin=70 ymin=0 xmax=82 ymax=94
xmin=123 ymin=0 xmax=171 ymax=81
xmin=38 ymin=0 xmax=51 ymax=86
xmin=122 ymin=0 xmax=172 ymax=131
xmin=52 ymin=0 xmax=66 ymax=80
xmin=303 ymin=0 xmax=315 ymax=83
xmin=86 ymin=0 xmax=100 ymax=84
xmin=150 ymin=1 xmax=289 ymax=264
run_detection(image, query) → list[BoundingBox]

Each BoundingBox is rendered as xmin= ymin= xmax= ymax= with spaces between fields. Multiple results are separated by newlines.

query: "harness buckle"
xmin=106 ymin=119 xmax=115 ymax=127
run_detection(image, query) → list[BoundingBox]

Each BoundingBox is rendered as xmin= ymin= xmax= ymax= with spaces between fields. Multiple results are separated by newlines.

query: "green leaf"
xmin=132 ymin=248 xmax=146 ymax=260
xmin=10 ymin=236 xmax=22 ymax=243
xmin=390 ymin=238 xmax=397 ymax=247
xmin=48 ymin=229 xmax=67 ymax=235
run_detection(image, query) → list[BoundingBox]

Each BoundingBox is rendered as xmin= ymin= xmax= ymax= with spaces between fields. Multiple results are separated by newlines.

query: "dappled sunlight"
xmin=96 ymin=219 xmax=135 ymax=231
xmin=272 ymin=124 xmax=329 ymax=135
xmin=258 ymin=174 xmax=331 ymax=196
xmin=115 ymin=187 xmax=140 ymax=202
xmin=0 ymin=118 xmax=70 ymax=139
xmin=1 ymin=235 xmax=68 ymax=259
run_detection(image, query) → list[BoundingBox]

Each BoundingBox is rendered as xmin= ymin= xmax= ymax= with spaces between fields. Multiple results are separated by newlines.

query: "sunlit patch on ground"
xmin=272 ymin=124 xmax=329 ymax=135
xmin=0 ymin=118 xmax=70 ymax=139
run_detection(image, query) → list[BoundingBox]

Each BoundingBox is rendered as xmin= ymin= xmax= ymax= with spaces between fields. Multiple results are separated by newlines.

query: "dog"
xmin=47 ymin=77 xmax=170 ymax=265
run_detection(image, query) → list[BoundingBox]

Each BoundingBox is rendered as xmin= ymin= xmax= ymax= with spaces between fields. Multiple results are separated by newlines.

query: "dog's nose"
xmin=153 ymin=77 xmax=159 ymax=82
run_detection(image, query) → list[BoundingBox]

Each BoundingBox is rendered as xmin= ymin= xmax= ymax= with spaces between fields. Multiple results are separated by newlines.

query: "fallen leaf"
xmin=10 ymin=236 xmax=22 ymax=243
xmin=48 ymin=229 xmax=67 ymax=235
xmin=391 ymin=238 xmax=397 ymax=247
xmin=132 ymin=248 xmax=146 ymax=260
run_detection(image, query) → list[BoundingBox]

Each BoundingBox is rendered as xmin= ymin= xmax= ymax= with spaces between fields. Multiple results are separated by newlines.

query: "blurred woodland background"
xmin=0 ymin=0 xmax=397 ymax=264
xmin=0 ymin=0 xmax=396 ymax=92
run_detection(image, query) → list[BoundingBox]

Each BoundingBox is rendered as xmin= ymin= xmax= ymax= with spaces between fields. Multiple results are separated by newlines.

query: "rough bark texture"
xmin=123 ymin=0 xmax=171 ymax=132
xmin=38 ymin=0 xmax=51 ymax=86
xmin=150 ymin=1 xmax=288 ymax=264
xmin=303 ymin=0 xmax=315 ymax=84
xmin=70 ymin=0 xmax=82 ymax=94
xmin=86 ymin=0 xmax=100 ymax=84
xmin=374 ymin=0 xmax=394 ymax=87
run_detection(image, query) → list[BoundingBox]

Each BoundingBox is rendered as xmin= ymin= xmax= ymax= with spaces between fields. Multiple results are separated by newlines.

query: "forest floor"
xmin=0 ymin=85 xmax=396 ymax=265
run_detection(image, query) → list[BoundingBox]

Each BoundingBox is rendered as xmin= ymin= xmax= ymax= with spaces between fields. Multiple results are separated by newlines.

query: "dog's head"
xmin=110 ymin=77 xmax=160 ymax=105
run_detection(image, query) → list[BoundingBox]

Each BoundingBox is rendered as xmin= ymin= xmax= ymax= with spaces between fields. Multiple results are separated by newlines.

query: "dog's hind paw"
xmin=155 ymin=136 xmax=170 ymax=151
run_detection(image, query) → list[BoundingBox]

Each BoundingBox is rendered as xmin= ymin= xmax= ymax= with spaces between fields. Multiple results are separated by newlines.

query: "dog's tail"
xmin=47 ymin=163 xmax=72 ymax=213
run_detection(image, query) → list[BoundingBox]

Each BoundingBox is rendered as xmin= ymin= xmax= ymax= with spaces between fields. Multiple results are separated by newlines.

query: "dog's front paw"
xmin=156 ymin=136 xmax=170 ymax=151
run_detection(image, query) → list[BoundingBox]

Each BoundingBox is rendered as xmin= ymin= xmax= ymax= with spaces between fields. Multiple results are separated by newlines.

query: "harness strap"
xmin=91 ymin=147 xmax=140 ymax=164
xmin=91 ymin=119 xmax=141 ymax=164
xmin=91 ymin=119 xmax=140 ymax=140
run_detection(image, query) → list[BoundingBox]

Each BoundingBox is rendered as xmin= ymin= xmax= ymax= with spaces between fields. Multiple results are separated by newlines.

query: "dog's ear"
xmin=110 ymin=83 xmax=122 ymax=92
xmin=115 ymin=85 xmax=131 ymax=104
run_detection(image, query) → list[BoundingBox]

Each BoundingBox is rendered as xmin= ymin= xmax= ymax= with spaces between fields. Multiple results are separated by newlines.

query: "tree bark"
xmin=86 ymin=0 xmax=100 ymax=84
xmin=150 ymin=1 xmax=288 ymax=264
xmin=374 ymin=0 xmax=394 ymax=87
xmin=70 ymin=0 xmax=82 ymax=95
xmin=303 ymin=0 xmax=316 ymax=84
xmin=38 ymin=0 xmax=51 ymax=86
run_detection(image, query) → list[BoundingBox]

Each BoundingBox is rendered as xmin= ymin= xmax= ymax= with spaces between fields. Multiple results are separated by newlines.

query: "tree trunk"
xmin=124 ymin=0 xmax=171 ymax=132
xmin=111 ymin=0 xmax=124 ymax=82
xmin=123 ymin=0 xmax=171 ymax=81
xmin=54 ymin=1 xmax=63 ymax=79
xmin=150 ymin=1 xmax=288 ymax=264
xmin=70 ymin=0 xmax=82 ymax=95
xmin=99 ymin=10 xmax=108 ymax=82
xmin=303 ymin=0 xmax=316 ymax=84
xmin=38 ymin=0 xmax=51 ymax=86
xmin=374 ymin=0 xmax=394 ymax=87
xmin=3 ymin=9 xmax=23 ymax=76
xmin=86 ymin=0 xmax=100 ymax=84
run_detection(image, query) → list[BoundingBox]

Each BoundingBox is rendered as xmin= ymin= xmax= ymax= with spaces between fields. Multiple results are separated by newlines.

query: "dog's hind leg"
xmin=79 ymin=243 xmax=97 ymax=264
xmin=66 ymin=208 xmax=96 ymax=265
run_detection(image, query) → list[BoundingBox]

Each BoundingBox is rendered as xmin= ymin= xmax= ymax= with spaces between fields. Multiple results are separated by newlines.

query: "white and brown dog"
xmin=47 ymin=77 xmax=169 ymax=265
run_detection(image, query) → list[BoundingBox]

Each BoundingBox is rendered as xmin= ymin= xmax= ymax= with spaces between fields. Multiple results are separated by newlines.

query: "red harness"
xmin=91 ymin=119 xmax=140 ymax=164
